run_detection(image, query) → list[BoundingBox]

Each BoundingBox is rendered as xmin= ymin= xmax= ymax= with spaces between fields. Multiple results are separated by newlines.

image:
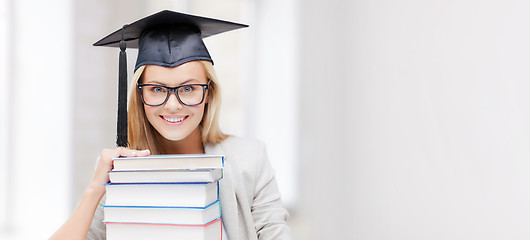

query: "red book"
xmin=105 ymin=218 xmax=222 ymax=240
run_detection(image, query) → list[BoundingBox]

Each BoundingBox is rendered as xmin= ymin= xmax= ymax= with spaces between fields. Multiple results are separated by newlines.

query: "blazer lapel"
xmin=205 ymin=142 xmax=239 ymax=240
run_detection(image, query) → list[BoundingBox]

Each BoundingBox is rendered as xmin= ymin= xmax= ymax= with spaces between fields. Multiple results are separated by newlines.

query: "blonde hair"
xmin=128 ymin=61 xmax=228 ymax=154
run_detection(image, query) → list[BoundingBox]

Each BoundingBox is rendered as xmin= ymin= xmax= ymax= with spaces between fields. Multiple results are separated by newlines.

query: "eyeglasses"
xmin=137 ymin=82 xmax=209 ymax=107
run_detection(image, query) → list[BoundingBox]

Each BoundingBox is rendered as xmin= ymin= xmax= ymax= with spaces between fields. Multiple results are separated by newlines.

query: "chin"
xmin=159 ymin=132 xmax=190 ymax=142
xmin=151 ymin=120 xmax=202 ymax=142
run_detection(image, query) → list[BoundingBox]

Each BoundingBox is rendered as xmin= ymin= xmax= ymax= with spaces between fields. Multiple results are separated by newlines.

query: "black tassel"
xmin=117 ymin=25 xmax=128 ymax=147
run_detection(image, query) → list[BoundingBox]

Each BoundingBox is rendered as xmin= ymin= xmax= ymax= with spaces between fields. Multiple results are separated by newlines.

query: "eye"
xmin=148 ymin=86 xmax=166 ymax=93
xmin=145 ymin=85 xmax=167 ymax=94
xmin=181 ymin=85 xmax=194 ymax=93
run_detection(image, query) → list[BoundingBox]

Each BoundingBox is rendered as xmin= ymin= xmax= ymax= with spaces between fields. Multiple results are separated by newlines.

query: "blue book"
xmin=103 ymin=200 xmax=221 ymax=225
xmin=104 ymin=181 xmax=219 ymax=208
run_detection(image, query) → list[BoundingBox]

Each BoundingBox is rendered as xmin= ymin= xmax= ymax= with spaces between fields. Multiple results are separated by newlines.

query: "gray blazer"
xmin=87 ymin=136 xmax=291 ymax=240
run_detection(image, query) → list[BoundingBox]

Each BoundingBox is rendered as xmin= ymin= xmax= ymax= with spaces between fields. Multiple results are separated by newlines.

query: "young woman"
xmin=50 ymin=11 xmax=290 ymax=240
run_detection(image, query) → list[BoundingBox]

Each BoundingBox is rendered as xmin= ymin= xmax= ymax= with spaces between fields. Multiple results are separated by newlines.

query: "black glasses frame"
xmin=137 ymin=82 xmax=209 ymax=107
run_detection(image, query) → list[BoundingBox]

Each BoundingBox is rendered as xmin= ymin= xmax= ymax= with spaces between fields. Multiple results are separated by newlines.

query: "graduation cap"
xmin=94 ymin=10 xmax=248 ymax=147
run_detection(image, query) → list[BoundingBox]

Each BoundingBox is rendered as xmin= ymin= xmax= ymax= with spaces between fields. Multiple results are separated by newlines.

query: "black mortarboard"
xmin=93 ymin=10 xmax=248 ymax=147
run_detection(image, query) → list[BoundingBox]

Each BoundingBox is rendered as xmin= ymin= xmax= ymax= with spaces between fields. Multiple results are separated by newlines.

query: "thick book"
xmin=112 ymin=154 xmax=224 ymax=171
xmin=103 ymin=200 xmax=221 ymax=225
xmin=105 ymin=218 xmax=222 ymax=240
xmin=108 ymin=168 xmax=223 ymax=183
xmin=104 ymin=182 xmax=219 ymax=207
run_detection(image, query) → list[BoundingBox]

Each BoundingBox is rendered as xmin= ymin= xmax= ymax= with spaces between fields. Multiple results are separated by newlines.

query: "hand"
xmin=90 ymin=147 xmax=151 ymax=193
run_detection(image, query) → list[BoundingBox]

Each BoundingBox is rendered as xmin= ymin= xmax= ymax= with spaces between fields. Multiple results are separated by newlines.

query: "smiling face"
xmin=141 ymin=61 xmax=208 ymax=142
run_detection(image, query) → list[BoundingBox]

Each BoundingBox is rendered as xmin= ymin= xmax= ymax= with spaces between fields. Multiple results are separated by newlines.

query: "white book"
xmin=105 ymin=218 xmax=222 ymax=240
xmin=104 ymin=182 xmax=219 ymax=207
xmin=108 ymin=168 xmax=223 ymax=183
xmin=112 ymin=154 xmax=224 ymax=171
xmin=103 ymin=200 xmax=220 ymax=225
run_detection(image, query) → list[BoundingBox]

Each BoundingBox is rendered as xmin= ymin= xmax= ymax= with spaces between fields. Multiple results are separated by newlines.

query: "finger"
xmin=136 ymin=149 xmax=151 ymax=157
xmin=116 ymin=147 xmax=135 ymax=157
xmin=119 ymin=148 xmax=151 ymax=157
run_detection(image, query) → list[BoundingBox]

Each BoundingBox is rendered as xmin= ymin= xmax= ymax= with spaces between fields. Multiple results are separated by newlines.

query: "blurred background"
xmin=2 ymin=0 xmax=530 ymax=239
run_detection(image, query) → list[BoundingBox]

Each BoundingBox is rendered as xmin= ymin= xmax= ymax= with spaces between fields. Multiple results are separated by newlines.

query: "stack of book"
xmin=103 ymin=154 xmax=224 ymax=240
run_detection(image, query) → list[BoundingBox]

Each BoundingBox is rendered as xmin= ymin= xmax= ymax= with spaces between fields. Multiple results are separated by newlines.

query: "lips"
xmin=161 ymin=115 xmax=188 ymax=124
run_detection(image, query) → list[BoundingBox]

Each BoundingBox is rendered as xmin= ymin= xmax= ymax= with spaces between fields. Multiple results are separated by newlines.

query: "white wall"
xmin=250 ymin=0 xmax=299 ymax=207
xmin=297 ymin=0 xmax=530 ymax=239
xmin=0 ymin=0 xmax=73 ymax=239
xmin=0 ymin=0 xmax=10 ymax=230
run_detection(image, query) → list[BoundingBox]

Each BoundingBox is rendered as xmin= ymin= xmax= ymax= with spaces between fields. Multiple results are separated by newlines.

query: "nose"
xmin=164 ymin=92 xmax=183 ymax=111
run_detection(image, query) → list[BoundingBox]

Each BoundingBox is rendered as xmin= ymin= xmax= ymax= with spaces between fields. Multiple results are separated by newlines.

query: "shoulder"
xmin=219 ymin=136 xmax=266 ymax=156
xmin=218 ymin=136 xmax=271 ymax=178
